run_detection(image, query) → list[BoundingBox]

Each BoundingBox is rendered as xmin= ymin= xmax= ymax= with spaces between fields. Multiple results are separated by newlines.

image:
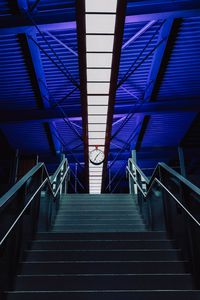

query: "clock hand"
xmin=94 ymin=152 xmax=101 ymax=162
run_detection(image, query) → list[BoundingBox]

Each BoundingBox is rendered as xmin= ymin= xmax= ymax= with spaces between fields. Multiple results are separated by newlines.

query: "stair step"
xmin=59 ymin=202 xmax=137 ymax=206
xmin=19 ymin=261 xmax=190 ymax=275
xmin=24 ymin=249 xmax=182 ymax=261
xmin=54 ymin=220 xmax=144 ymax=225
xmin=14 ymin=274 xmax=194 ymax=291
xmin=59 ymin=205 xmax=138 ymax=208
xmin=55 ymin=216 xmax=144 ymax=221
xmin=58 ymin=208 xmax=140 ymax=217
xmin=51 ymin=225 xmax=147 ymax=232
xmin=61 ymin=194 xmax=134 ymax=199
xmin=31 ymin=240 xmax=176 ymax=250
xmin=35 ymin=232 xmax=169 ymax=240
xmin=6 ymin=290 xmax=200 ymax=300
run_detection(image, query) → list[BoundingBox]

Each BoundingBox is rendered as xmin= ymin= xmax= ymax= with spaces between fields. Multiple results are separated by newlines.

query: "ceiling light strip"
xmin=85 ymin=0 xmax=117 ymax=194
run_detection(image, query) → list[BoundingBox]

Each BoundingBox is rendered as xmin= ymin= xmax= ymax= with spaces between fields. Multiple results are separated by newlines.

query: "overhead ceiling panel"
xmin=0 ymin=0 xmax=12 ymax=16
xmin=31 ymin=0 xmax=76 ymax=13
xmin=0 ymin=123 xmax=50 ymax=155
xmin=54 ymin=120 xmax=83 ymax=153
xmin=0 ymin=35 xmax=38 ymax=109
xmin=141 ymin=112 xmax=196 ymax=148
xmin=156 ymin=17 xmax=200 ymax=101
xmin=37 ymin=29 xmax=81 ymax=111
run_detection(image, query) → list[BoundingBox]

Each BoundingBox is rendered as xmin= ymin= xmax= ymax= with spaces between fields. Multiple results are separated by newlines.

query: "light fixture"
xmin=85 ymin=1 xmax=117 ymax=194
xmin=87 ymin=82 xmax=110 ymax=94
xmin=87 ymin=69 xmax=111 ymax=82
xmin=86 ymin=14 xmax=116 ymax=34
xmin=87 ymin=96 xmax=109 ymax=105
xmin=85 ymin=0 xmax=117 ymax=13
xmin=86 ymin=35 xmax=114 ymax=52
xmin=86 ymin=53 xmax=113 ymax=68
xmin=88 ymin=115 xmax=107 ymax=124
xmin=88 ymin=124 xmax=107 ymax=132
xmin=88 ymin=106 xmax=108 ymax=115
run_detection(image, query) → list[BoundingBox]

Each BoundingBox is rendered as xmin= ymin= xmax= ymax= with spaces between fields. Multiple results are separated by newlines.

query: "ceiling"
xmin=0 ymin=0 xmax=200 ymax=192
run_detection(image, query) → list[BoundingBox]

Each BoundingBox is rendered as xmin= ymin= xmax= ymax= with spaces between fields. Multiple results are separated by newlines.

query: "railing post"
xmin=38 ymin=190 xmax=49 ymax=231
xmin=131 ymin=150 xmax=138 ymax=195
xmin=75 ymin=163 xmax=78 ymax=193
xmin=148 ymin=166 xmax=167 ymax=231
xmin=178 ymin=146 xmax=186 ymax=177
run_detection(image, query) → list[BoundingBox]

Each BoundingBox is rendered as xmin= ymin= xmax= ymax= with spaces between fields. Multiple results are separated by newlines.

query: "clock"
xmin=89 ymin=148 xmax=105 ymax=165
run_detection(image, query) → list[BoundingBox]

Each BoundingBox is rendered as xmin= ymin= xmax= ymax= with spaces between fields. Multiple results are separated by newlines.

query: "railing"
xmin=127 ymin=157 xmax=200 ymax=288
xmin=0 ymin=155 xmax=70 ymax=294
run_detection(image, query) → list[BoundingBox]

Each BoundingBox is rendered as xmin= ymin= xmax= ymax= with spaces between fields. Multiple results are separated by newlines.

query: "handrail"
xmin=127 ymin=165 xmax=200 ymax=227
xmin=128 ymin=158 xmax=149 ymax=183
xmin=50 ymin=154 xmax=66 ymax=183
xmin=0 ymin=163 xmax=44 ymax=210
xmin=127 ymin=166 xmax=147 ymax=197
xmin=0 ymin=156 xmax=70 ymax=245
xmin=158 ymin=162 xmax=200 ymax=195
xmin=127 ymin=158 xmax=200 ymax=223
xmin=128 ymin=158 xmax=200 ymax=196
xmin=0 ymin=179 xmax=47 ymax=246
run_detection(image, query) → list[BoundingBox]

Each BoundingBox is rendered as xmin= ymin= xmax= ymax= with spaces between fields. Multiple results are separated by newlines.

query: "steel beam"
xmin=0 ymin=1 xmax=199 ymax=35
xmin=26 ymin=30 xmax=62 ymax=155
xmin=135 ymin=116 xmax=150 ymax=151
xmin=144 ymin=17 xmax=174 ymax=101
xmin=126 ymin=0 xmax=200 ymax=22
xmin=17 ymin=0 xmax=62 ymax=155
xmin=0 ymin=9 xmax=76 ymax=35
xmin=122 ymin=20 xmax=156 ymax=50
xmin=0 ymin=99 xmax=199 ymax=124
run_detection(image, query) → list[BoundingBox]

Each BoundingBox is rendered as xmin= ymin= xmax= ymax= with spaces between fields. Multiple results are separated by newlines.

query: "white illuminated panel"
xmin=88 ymin=106 xmax=108 ymax=115
xmin=87 ymin=69 xmax=111 ymax=82
xmin=88 ymin=138 xmax=105 ymax=145
xmin=86 ymin=35 xmax=114 ymax=52
xmin=87 ymin=82 xmax=110 ymax=94
xmin=87 ymin=53 xmax=113 ymax=68
xmin=85 ymin=2 xmax=116 ymax=194
xmin=87 ymin=96 xmax=109 ymax=105
xmin=88 ymin=115 xmax=107 ymax=124
xmin=88 ymin=124 xmax=107 ymax=132
xmin=89 ymin=131 xmax=105 ymax=139
xmin=86 ymin=14 xmax=116 ymax=34
xmin=85 ymin=0 xmax=117 ymax=13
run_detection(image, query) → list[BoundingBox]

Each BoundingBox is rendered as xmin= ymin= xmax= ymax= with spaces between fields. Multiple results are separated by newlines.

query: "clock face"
xmin=89 ymin=149 xmax=105 ymax=165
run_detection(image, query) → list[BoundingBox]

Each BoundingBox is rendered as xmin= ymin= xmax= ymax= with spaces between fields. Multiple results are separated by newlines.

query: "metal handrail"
xmin=50 ymin=154 xmax=67 ymax=183
xmin=0 ymin=156 xmax=69 ymax=245
xmin=128 ymin=158 xmax=149 ymax=183
xmin=128 ymin=158 xmax=200 ymax=196
xmin=127 ymin=160 xmax=200 ymax=227
xmin=0 ymin=163 xmax=44 ymax=210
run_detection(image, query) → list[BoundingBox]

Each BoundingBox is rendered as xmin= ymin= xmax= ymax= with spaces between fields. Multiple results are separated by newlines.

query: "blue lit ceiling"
xmin=0 ymin=0 xmax=199 ymax=192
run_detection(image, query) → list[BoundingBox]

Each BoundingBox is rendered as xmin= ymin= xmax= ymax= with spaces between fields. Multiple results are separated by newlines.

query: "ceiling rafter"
xmin=0 ymin=1 xmax=200 ymax=35
xmin=135 ymin=115 xmax=150 ymax=151
xmin=0 ymin=99 xmax=199 ymax=124
xmin=45 ymin=31 xmax=78 ymax=57
xmin=17 ymin=0 xmax=61 ymax=156
xmin=143 ymin=17 xmax=174 ymax=101
xmin=122 ymin=20 xmax=156 ymax=50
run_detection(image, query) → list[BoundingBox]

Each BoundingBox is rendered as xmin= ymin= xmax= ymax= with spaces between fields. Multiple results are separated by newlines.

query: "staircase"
xmin=53 ymin=194 xmax=146 ymax=232
xmin=6 ymin=194 xmax=200 ymax=299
